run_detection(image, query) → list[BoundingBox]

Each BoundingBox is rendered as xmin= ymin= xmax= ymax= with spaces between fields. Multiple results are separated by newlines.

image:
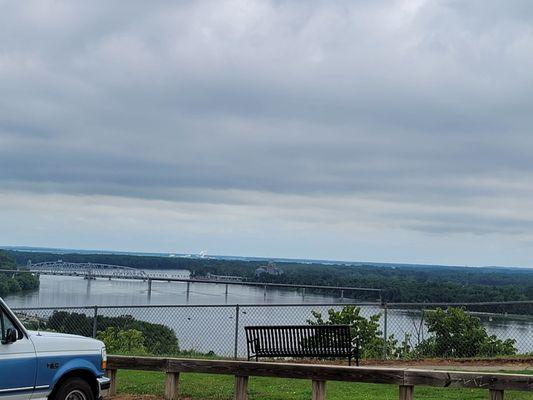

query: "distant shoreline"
xmin=2 ymin=245 xmax=531 ymax=271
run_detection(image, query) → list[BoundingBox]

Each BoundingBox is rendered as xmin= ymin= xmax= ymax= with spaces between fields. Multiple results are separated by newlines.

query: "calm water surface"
xmin=5 ymin=269 xmax=346 ymax=307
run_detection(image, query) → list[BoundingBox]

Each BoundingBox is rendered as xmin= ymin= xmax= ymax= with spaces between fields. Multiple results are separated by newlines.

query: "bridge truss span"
xmin=28 ymin=261 xmax=150 ymax=280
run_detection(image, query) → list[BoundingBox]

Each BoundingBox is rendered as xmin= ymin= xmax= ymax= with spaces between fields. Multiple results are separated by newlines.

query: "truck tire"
xmin=54 ymin=378 xmax=95 ymax=400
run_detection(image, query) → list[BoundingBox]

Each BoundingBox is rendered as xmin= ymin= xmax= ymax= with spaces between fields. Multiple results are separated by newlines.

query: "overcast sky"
xmin=1 ymin=0 xmax=533 ymax=266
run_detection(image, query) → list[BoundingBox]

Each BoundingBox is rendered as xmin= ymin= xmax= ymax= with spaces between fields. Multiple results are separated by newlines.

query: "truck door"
xmin=0 ymin=307 xmax=37 ymax=400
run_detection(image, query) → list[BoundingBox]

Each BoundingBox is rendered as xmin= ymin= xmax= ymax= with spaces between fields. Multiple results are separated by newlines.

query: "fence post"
xmin=105 ymin=369 xmax=117 ymax=396
xmin=399 ymin=385 xmax=413 ymax=400
xmin=234 ymin=304 xmax=240 ymax=359
xmin=165 ymin=372 xmax=180 ymax=400
xmin=382 ymin=302 xmax=388 ymax=360
xmin=92 ymin=305 xmax=98 ymax=338
xmin=489 ymin=389 xmax=504 ymax=400
xmin=234 ymin=375 xmax=248 ymax=400
xmin=312 ymin=380 xmax=326 ymax=400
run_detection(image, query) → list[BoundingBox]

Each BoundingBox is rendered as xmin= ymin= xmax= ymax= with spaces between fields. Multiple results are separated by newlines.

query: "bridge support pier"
xmin=147 ymin=279 xmax=152 ymax=298
xmin=302 ymin=287 xmax=305 ymax=299
xmin=263 ymin=285 xmax=267 ymax=298
xmin=186 ymin=282 xmax=191 ymax=301
xmin=86 ymin=278 xmax=92 ymax=297
xmin=340 ymin=289 xmax=344 ymax=300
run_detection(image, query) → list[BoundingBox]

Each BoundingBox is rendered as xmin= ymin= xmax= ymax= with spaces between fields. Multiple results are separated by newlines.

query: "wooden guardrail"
xmin=107 ymin=355 xmax=533 ymax=400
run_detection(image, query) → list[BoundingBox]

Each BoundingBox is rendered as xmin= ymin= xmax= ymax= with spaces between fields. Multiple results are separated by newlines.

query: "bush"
xmin=307 ymin=305 xmax=396 ymax=359
xmin=46 ymin=311 xmax=180 ymax=355
xmin=97 ymin=327 xmax=148 ymax=355
xmin=309 ymin=306 xmax=517 ymax=360
xmin=415 ymin=307 xmax=517 ymax=358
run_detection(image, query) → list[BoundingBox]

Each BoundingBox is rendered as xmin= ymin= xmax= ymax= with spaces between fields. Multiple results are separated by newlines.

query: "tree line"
xmin=0 ymin=251 xmax=39 ymax=297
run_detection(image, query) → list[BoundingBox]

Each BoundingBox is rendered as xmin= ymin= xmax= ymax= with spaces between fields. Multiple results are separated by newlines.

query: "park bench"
xmin=245 ymin=324 xmax=359 ymax=366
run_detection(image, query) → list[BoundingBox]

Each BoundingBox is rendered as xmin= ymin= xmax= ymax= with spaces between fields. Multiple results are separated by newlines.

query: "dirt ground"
xmin=367 ymin=358 xmax=533 ymax=371
xmin=270 ymin=357 xmax=533 ymax=371
xmin=111 ymin=396 xmax=168 ymax=400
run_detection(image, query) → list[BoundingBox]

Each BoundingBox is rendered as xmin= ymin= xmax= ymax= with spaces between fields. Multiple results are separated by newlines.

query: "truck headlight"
xmin=101 ymin=347 xmax=107 ymax=370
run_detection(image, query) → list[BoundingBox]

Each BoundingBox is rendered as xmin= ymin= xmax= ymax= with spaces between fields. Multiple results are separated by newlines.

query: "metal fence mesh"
xmin=12 ymin=301 xmax=533 ymax=360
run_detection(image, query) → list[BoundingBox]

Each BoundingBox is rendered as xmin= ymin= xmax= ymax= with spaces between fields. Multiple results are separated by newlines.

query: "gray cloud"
xmin=1 ymin=0 xmax=533 ymax=263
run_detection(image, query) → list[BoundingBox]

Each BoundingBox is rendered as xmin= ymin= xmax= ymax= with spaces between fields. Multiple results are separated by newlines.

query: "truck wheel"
xmin=54 ymin=378 xmax=95 ymax=400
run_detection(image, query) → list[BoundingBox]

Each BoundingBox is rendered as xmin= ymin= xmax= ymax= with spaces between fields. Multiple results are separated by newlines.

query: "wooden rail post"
xmin=490 ymin=389 xmax=504 ymax=400
xmin=399 ymin=385 xmax=413 ymax=400
xmin=312 ymin=380 xmax=326 ymax=400
xmin=105 ymin=369 xmax=117 ymax=396
xmin=234 ymin=375 xmax=248 ymax=400
xmin=164 ymin=372 xmax=180 ymax=400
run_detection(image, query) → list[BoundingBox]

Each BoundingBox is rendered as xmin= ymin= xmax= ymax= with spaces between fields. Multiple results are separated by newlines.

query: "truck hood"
xmin=28 ymin=330 xmax=86 ymax=339
xmin=28 ymin=330 xmax=104 ymax=354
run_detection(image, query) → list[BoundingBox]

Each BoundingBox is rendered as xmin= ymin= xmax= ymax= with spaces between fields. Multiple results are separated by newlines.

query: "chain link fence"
xmin=12 ymin=301 xmax=533 ymax=361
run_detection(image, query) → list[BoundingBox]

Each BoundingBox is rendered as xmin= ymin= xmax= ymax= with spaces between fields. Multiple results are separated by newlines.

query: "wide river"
xmin=5 ymin=269 xmax=346 ymax=307
xmin=5 ymin=272 xmax=533 ymax=356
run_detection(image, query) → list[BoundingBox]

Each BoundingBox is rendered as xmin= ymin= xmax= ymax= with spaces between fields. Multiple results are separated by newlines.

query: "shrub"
xmin=46 ymin=311 xmax=179 ymax=355
xmin=97 ymin=327 xmax=148 ymax=355
xmin=415 ymin=307 xmax=517 ymax=358
xmin=307 ymin=305 xmax=396 ymax=359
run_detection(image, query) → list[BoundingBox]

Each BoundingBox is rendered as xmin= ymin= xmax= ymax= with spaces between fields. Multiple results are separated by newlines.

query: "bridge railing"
xmin=106 ymin=355 xmax=533 ymax=400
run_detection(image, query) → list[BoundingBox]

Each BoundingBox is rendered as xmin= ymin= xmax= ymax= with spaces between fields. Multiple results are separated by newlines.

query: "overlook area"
xmin=2 ymin=0 xmax=533 ymax=399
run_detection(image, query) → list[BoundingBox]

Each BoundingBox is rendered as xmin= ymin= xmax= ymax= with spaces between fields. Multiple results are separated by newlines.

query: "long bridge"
xmin=1 ymin=261 xmax=382 ymax=300
xmin=26 ymin=261 xmax=188 ymax=280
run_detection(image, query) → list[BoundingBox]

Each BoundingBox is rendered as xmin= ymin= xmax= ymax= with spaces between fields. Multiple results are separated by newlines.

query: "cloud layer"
xmin=1 ymin=0 xmax=533 ymax=265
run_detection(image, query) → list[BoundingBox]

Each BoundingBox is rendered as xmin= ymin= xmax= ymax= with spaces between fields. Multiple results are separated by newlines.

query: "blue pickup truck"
xmin=0 ymin=298 xmax=110 ymax=400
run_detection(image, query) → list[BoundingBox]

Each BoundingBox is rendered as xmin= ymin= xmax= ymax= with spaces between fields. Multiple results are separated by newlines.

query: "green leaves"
xmin=46 ymin=311 xmax=180 ymax=355
xmin=417 ymin=307 xmax=517 ymax=358
xmin=309 ymin=305 xmax=517 ymax=360
xmin=308 ymin=306 xmax=392 ymax=359
xmin=97 ymin=327 xmax=148 ymax=355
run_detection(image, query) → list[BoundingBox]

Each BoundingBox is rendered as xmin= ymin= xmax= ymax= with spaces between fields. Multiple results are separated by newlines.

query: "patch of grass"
xmin=116 ymin=370 xmax=533 ymax=400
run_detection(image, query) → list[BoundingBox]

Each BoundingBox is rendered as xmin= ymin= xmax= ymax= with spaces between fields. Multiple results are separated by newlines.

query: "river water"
xmin=5 ymin=272 xmax=533 ymax=356
xmin=4 ymin=270 xmax=347 ymax=307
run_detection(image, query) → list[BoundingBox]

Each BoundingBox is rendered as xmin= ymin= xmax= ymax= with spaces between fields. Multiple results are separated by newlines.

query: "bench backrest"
xmin=245 ymin=325 xmax=353 ymax=356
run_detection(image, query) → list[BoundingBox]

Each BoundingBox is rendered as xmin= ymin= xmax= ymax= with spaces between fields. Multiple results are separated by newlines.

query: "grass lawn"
xmin=116 ymin=370 xmax=533 ymax=400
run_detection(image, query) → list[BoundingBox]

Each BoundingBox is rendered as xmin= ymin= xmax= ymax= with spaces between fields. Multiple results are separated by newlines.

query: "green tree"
xmin=308 ymin=306 xmax=396 ymax=359
xmin=97 ymin=327 xmax=147 ymax=355
xmin=416 ymin=307 xmax=517 ymax=358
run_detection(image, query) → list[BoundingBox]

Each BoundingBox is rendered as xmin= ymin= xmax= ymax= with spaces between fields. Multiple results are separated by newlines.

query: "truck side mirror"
xmin=2 ymin=328 xmax=18 ymax=344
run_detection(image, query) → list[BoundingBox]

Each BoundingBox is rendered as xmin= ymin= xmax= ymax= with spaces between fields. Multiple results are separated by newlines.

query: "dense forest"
xmin=0 ymin=251 xmax=39 ymax=297
xmin=6 ymin=249 xmax=533 ymax=304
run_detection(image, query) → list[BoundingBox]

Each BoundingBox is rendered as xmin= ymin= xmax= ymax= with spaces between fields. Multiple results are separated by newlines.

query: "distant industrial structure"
xmin=255 ymin=261 xmax=283 ymax=277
